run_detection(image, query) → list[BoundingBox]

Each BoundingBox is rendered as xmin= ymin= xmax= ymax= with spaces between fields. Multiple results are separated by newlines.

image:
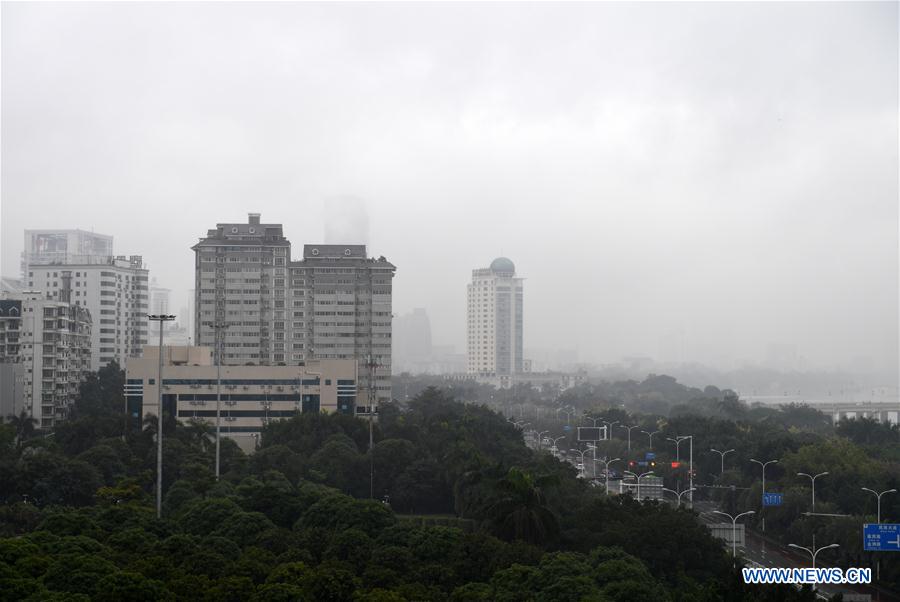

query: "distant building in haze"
xmin=22 ymin=229 xmax=114 ymax=277
xmin=393 ymin=308 xmax=433 ymax=373
xmin=467 ymin=257 xmax=524 ymax=384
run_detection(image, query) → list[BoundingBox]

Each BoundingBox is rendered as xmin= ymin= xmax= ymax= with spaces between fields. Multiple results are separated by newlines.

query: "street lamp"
xmin=148 ymin=313 xmax=176 ymax=519
xmin=662 ymin=487 xmax=696 ymax=506
xmin=619 ymin=424 xmax=639 ymax=451
xmin=861 ymin=487 xmax=897 ymax=524
xmin=797 ymin=471 xmax=829 ymax=511
xmin=750 ymin=458 xmax=778 ymax=532
xmin=569 ymin=448 xmax=593 ymax=477
xmin=551 ymin=436 xmax=565 ymax=454
xmin=594 ymin=457 xmax=621 ymax=495
xmin=623 ymin=470 xmax=655 ymax=500
xmin=537 ymin=430 xmax=550 ymax=449
xmin=710 ymin=448 xmax=735 ymax=475
xmin=667 ymin=436 xmax=689 ymax=462
xmin=788 ymin=542 xmax=839 ymax=570
xmin=602 ymin=420 xmax=619 ymax=444
xmin=584 ymin=415 xmax=601 ymax=427
xmin=712 ymin=510 xmax=755 ymax=567
xmin=640 ymin=429 xmax=661 ymax=450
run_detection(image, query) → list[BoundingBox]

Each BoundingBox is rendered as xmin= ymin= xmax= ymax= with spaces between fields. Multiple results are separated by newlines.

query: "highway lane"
xmin=692 ymin=500 xmax=896 ymax=601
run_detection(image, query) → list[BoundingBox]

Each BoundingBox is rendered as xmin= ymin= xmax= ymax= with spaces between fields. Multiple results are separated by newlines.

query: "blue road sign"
xmin=762 ymin=492 xmax=783 ymax=507
xmin=563 ymin=425 xmax=572 ymax=432
xmin=645 ymin=452 xmax=656 ymax=460
xmin=637 ymin=461 xmax=648 ymax=467
xmin=864 ymin=524 xmax=900 ymax=552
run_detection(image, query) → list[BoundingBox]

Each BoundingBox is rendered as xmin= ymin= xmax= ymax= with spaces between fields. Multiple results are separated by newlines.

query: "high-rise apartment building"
xmin=192 ymin=214 xmax=395 ymax=404
xmin=25 ymin=256 xmax=149 ymax=371
xmin=467 ymin=257 xmax=524 ymax=380
xmin=0 ymin=292 xmax=92 ymax=427
xmin=22 ymin=230 xmax=113 ymax=277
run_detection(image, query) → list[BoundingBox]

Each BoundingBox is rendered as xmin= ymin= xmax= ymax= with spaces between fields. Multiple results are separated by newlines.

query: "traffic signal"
xmin=628 ymin=461 xmax=636 ymax=467
xmin=671 ymin=461 xmax=681 ymax=469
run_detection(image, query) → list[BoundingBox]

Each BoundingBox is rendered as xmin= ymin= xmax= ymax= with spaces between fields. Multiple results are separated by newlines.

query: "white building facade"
xmin=467 ymin=257 xmax=524 ymax=383
xmin=126 ymin=346 xmax=358 ymax=451
xmin=25 ymin=256 xmax=149 ymax=371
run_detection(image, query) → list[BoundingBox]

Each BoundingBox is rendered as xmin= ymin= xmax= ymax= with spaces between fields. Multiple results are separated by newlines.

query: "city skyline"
xmin=2 ymin=2 xmax=896 ymax=376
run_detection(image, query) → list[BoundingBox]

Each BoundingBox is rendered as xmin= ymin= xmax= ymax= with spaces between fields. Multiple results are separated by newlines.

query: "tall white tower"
xmin=467 ymin=257 xmax=523 ymax=378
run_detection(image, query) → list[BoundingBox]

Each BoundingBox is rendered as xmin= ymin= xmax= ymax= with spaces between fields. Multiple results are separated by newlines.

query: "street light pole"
xmin=213 ymin=319 xmax=229 ymax=480
xmin=624 ymin=470 xmax=655 ymax=500
xmin=788 ymin=542 xmax=839 ymax=570
xmin=861 ymin=487 xmax=896 ymax=584
xmin=640 ymin=429 xmax=661 ymax=450
xmin=662 ymin=486 xmax=697 ymax=506
xmin=667 ymin=436 xmax=687 ymax=462
xmin=712 ymin=510 xmax=755 ymax=567
xmin=619 ymin=424 xmax=639 ymax=451
xmin=750 ymin=458 xmax=778 ymax=533
xmin=861 ymin=487 xmax=897 ymax=524
xmin=797 ymin=471 xmax=829 ymax=511
xmin=594 ymin=457 xmax=621 ymax=495
xmin=711 ymin=448 xmax=735 ymax=475
xmin=148 ymin=314 xmax=175 ymax=519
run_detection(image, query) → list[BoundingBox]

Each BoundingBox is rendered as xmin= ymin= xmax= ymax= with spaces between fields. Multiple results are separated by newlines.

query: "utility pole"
xmin=366 ymin=353 xmax=381 ymax=499
xmin=148 ymin=314 xmax=175 ymax=519
xmin=214 ymin=320 xmax=228 ymax=480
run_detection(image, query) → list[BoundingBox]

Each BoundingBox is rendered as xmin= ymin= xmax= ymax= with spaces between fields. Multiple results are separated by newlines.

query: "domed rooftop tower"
xmin=467 ymin=257 xmax=524 ymax=380
xmin=490 ymin=257 xmax=515 ymax=274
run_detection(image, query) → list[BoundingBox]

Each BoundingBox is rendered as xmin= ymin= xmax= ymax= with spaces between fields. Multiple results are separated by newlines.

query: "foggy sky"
xmin=2 ymin=2 xmax=897 ymax=375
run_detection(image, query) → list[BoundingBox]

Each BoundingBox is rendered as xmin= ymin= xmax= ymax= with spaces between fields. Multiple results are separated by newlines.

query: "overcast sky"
xmin=2 ymin=2 xmax=897 ymax=375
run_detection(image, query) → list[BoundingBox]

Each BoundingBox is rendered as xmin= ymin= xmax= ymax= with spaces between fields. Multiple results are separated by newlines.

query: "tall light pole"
xmin=861 ymin=487 xmax=896 ymax=524
xmin=537 ymin=430 xmax=550 ymax=449
xmin=148 ymin=314 xmax=175 ymax=519
xmin=602 ymin=420 xmax=619 ymax=438
xmin=797 ymin=471 xmax=829 ymax=511
xmin=641 ymin=429 xmax=661 ymax=450
xmin=667 ymin=436 xmax=688 ymax=462
xmin=594 ymin=457 xmax=621 ymax=495
xmin=750 ymin=458 xmax=778 ymax=532
xmin=663 ymin=487 xmax=696 ymax=506
xmin=569 ymin=448 xmax=593 ymax=477
xmin=624 ymin=470 xmax=655 ymax=500
xmin=861 ymin=487 xmax=895 ymax=584
xmin=788 ymin=542 xmax=839 ymax=570
xmin=711 ymin=448 xmax=735 ymax=475
xmin=712 ymin=510 xmax=755 ymax=567
xmin=619 ymin=424 xmax=639 ymax=451
xmin=551 ymin=436 xmax=565 ymax=453
xmin=213 ymin=319 xmax=229 ymax=480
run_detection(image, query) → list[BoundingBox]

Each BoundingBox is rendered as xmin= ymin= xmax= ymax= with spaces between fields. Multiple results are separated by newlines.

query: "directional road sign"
xmin=762 ymin=492 xmax=783 ymax=507
xmin=864 ymin=523 xmax=900 ymax=552
xmin=645 ymin=452 xmax=656 ymax=460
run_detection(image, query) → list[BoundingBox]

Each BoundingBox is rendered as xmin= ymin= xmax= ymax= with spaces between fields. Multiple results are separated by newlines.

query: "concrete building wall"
xmin=192 ymin=215 xmax=395 ymax=405
xmin=126 ymin=346 xmax=358 ymax=451
xmin=0 ymin=294 xmax=92 ymax=427
xmin=0 ymin=363 xmax=25 ymax=418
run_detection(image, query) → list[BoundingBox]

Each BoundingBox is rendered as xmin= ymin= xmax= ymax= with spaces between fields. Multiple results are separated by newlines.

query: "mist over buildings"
xmin=1 ymin=2 xmax=897 ymax=390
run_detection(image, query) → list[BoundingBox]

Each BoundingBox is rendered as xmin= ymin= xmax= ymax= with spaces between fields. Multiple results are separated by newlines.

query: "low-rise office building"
xmin=125 ymin=346 xmax=359 ymax=451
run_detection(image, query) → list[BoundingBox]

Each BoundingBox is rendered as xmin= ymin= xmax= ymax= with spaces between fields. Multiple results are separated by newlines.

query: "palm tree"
xmin=182 ymin=418 xmax=214 ymax=452
xmin=6 ymin=410 xmax=38 ymax=449
xmin=482 ymin=467 xmax=560 ymax=545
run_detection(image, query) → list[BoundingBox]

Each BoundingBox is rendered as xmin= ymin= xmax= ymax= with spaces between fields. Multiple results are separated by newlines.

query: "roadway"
xmin=693 ymin=500 xmax=897 ymax=601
